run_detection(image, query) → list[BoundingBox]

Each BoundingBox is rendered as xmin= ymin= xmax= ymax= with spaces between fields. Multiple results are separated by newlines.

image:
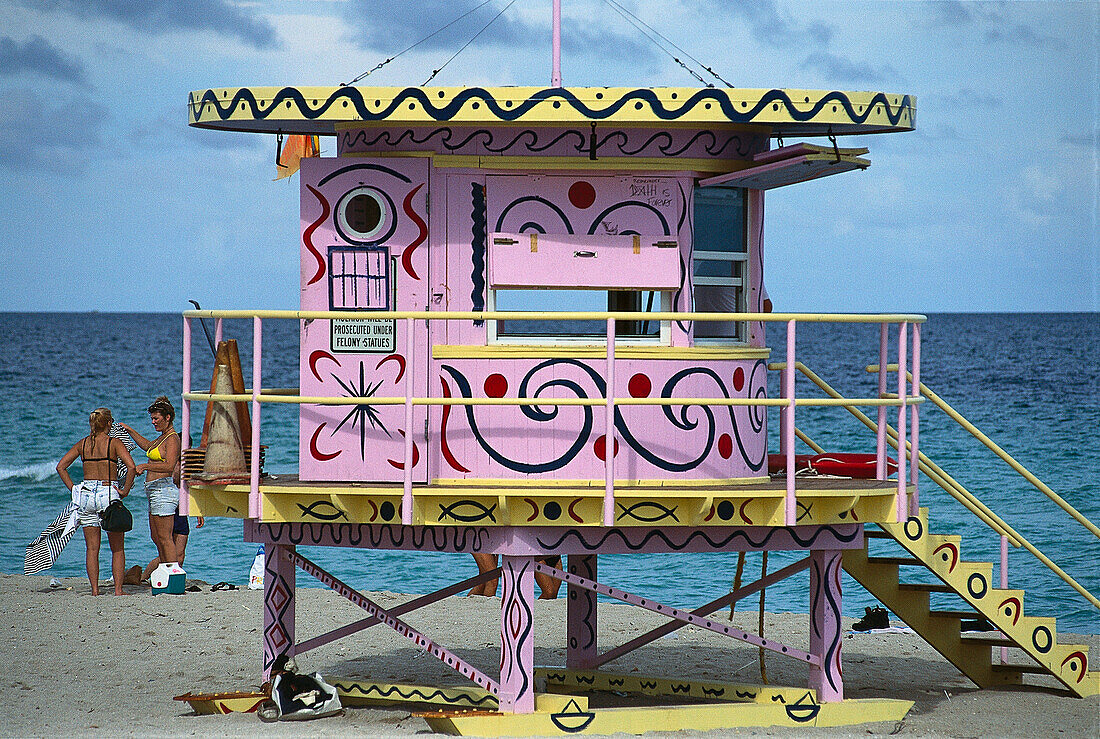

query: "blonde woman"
xmin=120 ymin=397 xmax=182 ymax=568
xmin=56 ymin=407 xmax=136 ymax=595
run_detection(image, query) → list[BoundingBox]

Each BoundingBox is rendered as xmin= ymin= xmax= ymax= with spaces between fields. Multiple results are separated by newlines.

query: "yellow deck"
xmin=187 ymin=474 xmax=905 ymax=527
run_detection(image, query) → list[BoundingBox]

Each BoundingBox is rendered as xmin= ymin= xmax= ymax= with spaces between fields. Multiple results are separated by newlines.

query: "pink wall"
xmin=437 ymin=357 xmax=768 ymax=480
xmin=299 ymin=139 xmax=768 ymax=483
xmin=298 ymin=157 xmax=430 ymax=482
xmin=442 ymin=172 xmax=695 ymax=348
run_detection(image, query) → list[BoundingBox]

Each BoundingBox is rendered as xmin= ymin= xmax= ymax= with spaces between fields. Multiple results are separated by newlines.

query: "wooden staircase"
xmin=843 ymin=508 xmax=1099 ymax=698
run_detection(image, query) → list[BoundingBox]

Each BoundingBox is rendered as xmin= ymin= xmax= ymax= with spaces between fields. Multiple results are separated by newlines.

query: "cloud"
xmin=128 ymin=107 xmax=264 ymax=153
xmin=339 ymin=0 xmax=658 ymax=82
xmin=799 ymin=51 xmax=898 ymax=85
xmin=1003 ymin=151 xmax=1091 ymax=230
xmin=1005 ymin=163 xmax=1063 ymax=227
xmin=0 ymin=35 xmax=87 ymax=84
xmin=937 ymin=88 xmax=1003 ymax=110
xmin=560 ymin=26 xmax=658 ymax=73
xmin=981 ymin=21 xmax=1056 ymax=49
xmin=29 ymin=0 xmax=279 ymax=49
xmin=679 ymin=0 xmax=798 ymax=47
xmin=340 ymin=0 xmax=535 ymax=52
xmin=1061 ymin=133 xmax=1099 ymax=151
xmin=727 ymin=0 xmax=797 ymax=46
xmin=911 ymin=123 xmax=965 ymax=145
xmin=926 ymin=2 xmax=1057 ymax=48
xmin=805 ymin=21 xmax=834 ymax=46
xmin=0 ymin=88 xmax=108 ymax=171
xmin=928 ymin=1 xmax=972 ymax=28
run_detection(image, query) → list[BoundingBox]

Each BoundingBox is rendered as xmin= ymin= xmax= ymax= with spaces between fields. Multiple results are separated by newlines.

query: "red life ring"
xmin=767 ymin=454 xmax=813 ymax=474
xmin=808 ymin=453 xmax=897 ymax=479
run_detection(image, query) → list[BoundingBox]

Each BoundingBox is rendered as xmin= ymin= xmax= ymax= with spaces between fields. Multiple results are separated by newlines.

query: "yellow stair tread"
xmin=990 ymin=663 xmax=1055 ymax=675
xmin=898 ymin=582 xmax=954 ymax=593
xmin=866 ymin=556 xmax=923 ymax=566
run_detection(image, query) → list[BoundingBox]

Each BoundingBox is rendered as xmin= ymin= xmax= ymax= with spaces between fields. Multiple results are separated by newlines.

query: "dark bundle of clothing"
xmin=258 ymin=655 xmax=342 ymax=722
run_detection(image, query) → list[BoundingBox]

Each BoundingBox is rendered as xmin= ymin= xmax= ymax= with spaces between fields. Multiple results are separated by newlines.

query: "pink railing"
xmin=180 ymin=310 xmax=925 ymax=528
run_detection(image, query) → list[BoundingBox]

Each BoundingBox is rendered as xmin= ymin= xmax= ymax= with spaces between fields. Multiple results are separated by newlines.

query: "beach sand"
xmin=1 ymin=573 xmax=1095 ymax=737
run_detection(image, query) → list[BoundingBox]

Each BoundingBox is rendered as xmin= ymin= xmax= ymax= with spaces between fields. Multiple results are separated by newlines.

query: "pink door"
xmin=298 ymin=157 xmax=430 ymax=483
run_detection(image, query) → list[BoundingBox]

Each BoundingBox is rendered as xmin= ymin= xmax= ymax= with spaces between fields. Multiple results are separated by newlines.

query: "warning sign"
xmin=330 ymin=318 xmax=395 ymax=353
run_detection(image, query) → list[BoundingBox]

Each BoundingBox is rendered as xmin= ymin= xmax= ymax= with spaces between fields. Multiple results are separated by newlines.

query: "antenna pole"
xmin=551 ymin=0 xmax=561 ymax=86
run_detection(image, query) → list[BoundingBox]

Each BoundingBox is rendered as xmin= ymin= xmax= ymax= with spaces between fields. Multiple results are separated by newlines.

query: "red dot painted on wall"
xmin=484 ymin=373 xmax=508 ymax=398
xmin=594 ymin=434 xmax=620 ymax=461
xmin=732 ymin=367 xmax=745 ymax=392
xmin=718 ymin=433 xmax=733 ymax=459
xmin=568 ymin=181 xmax=596 ymax=209
xmin=628 ymin=373 xmax=652 ymax=398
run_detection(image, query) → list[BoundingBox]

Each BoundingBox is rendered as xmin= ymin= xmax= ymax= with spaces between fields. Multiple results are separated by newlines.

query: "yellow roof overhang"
xmin=187 ymin=86 xmax=915 ymax=138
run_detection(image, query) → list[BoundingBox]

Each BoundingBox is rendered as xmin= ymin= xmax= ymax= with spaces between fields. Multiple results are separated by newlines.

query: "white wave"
xmin=0 ymin=461 xmax=58 ymax=483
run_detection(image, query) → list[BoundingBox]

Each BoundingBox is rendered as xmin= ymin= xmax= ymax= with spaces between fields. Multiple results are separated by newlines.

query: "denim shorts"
xmin=145 ymin=476 xmax=180 ymax=517
xmin=74 ymin=481 xmax=120 ymax=528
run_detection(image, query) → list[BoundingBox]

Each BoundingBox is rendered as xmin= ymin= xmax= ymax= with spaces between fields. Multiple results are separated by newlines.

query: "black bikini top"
xmin=80 ymin=435 xmax=116 ymax=464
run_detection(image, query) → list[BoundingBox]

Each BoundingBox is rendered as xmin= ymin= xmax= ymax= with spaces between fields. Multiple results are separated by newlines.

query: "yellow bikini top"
xmin=147 ymin=430 xmax=178 ymax=462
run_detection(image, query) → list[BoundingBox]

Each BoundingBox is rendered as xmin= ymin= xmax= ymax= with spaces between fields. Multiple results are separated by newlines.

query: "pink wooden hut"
xmin=183 ymin=71 xmax=1097 ymax=731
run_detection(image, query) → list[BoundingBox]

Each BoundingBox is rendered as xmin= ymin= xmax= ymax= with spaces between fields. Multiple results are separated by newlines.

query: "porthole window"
xmin=335 ymin=186 xmax=394 ymax=244
xmin=346 ymin=192 xmax=382 ymax=232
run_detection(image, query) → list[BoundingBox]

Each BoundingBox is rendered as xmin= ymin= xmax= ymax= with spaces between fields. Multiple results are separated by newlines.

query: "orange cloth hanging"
xmin=275 ymin=134 xmax=319 ymax=180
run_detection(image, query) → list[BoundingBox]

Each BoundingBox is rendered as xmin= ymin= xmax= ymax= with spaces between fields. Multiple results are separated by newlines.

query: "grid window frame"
xmin=327 ymin=245 xmax=391 ymax=311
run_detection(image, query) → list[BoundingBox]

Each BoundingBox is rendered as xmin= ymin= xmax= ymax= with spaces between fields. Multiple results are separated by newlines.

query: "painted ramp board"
xmin=537 ymin=667 xmax=811 ymax=704
xmin=173 ymin=691 xmax=267 ymax=715
xmin=331 ymin=679 xmax=498 ymax=710
xmin=419 ymin=698 xmax=913 ymax=736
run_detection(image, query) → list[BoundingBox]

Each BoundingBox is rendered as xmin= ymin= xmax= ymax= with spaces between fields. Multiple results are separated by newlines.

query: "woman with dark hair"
xmin=120 ymin=396 xmax=182 ymax=568
xmin=56 ymin=407 xmax=136 ymax=595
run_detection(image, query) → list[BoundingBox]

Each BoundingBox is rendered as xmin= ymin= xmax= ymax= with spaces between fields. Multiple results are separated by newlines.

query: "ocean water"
xmin=0 ymin=312 xmax=1096 ymax=634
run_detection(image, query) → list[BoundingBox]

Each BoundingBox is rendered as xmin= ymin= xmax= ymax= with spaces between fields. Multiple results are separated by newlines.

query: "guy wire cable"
xmin=424 ymin=0 xmax=519 ymax=85
xmin=596 ymin=0 xmax=711 ymax=86
xmin=343 ymin=0 xmax=499 ymax=85
xmin=599 ymin=0 xmax=733 ymax=87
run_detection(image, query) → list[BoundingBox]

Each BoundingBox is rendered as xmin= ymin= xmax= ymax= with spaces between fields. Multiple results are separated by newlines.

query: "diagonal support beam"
xmin=296 ymin=568 xmax=502 ymax=654
xmin=533 ymin=560 xmax=820 ymax=666
xmin=592 ymin=557 xmax=812 ymax=668
xmin=292 ymin=551 xmax=500 ymax=694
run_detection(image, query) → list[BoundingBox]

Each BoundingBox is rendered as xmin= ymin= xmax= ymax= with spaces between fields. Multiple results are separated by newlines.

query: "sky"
xmin=0 ymin=0 xmax=1096 ymax=313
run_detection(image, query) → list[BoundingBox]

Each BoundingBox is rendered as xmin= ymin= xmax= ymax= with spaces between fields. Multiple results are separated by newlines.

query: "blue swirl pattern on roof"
xmin=188 ymin=86 xmax=915 ymax=130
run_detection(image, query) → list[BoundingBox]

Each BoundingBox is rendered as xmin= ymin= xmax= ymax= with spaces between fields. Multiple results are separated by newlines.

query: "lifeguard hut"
xmin=182 ymin=17 xmax=1098 ymax=735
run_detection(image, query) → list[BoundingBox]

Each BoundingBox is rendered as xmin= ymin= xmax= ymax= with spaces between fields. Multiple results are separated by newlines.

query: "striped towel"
xmin=24 ymin=504 xmax=79 ymax=575
xmin=23 ymin=425 xmax=136 ymax=576
xmin=109 ymin=422 xmax=136 ymax=482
